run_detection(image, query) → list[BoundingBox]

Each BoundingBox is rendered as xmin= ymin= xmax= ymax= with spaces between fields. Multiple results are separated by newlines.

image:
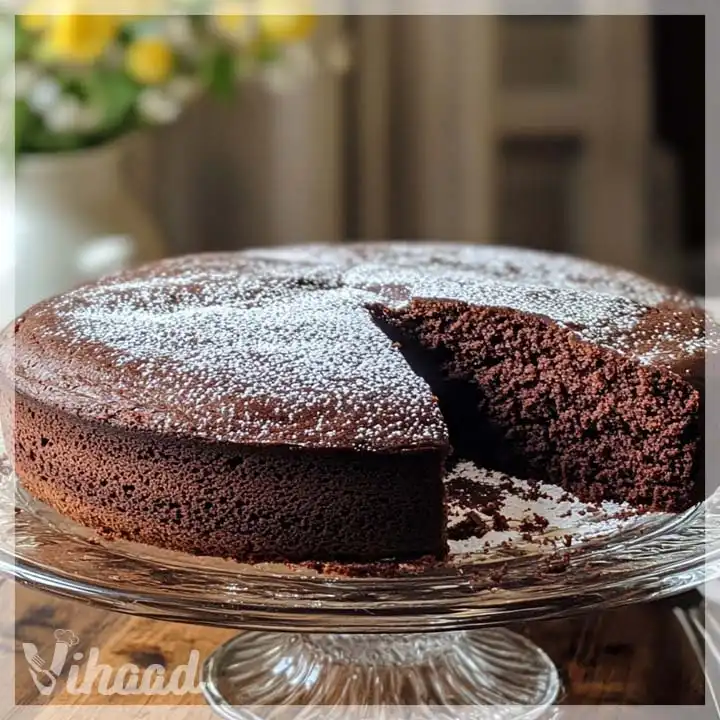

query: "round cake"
xmin=0 ymin=242 xmax=712 ymax=562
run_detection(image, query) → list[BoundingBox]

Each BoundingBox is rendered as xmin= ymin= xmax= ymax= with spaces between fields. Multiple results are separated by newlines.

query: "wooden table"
xmin=7 ymin=580 xmax=705 ymax=710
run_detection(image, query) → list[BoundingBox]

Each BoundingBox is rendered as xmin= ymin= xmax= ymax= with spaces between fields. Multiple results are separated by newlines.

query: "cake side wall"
xmin=9 ymin=392 xmax=448 ymax=562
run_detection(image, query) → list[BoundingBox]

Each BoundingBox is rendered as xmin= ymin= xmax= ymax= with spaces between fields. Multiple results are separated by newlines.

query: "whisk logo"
xmin=21 ymin=629 xmax=202 ymax=696
xmin=22 ymin=629 xmax=79 ymax=696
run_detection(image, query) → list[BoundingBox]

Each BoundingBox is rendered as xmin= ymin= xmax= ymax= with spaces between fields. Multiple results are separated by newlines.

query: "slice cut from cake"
xmin=371 ymin=299 xmax=702 ymax=513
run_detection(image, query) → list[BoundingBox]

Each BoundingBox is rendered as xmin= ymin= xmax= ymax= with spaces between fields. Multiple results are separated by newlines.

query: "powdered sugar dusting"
xmin=348 ymin=265 xmax=646 ymax=344
xmin=17 ymin=265 xmax=447 ymax=450
xmin=11 ymin=242 xmax=711 ymax=449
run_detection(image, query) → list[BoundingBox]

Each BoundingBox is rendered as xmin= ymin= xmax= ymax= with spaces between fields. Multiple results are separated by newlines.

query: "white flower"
xmin=260 ymin=43 xmax=320 ymax=94
xmin=27 ymin=77 xmax=62 ymax=114
xmin=13 ymin=63 xmax=40 ymax=99
xmin=41 ymin=95 xmax=102 ymax=135
xmin=166 ymin=76 xmax=201 ymax=105
xmin=43 ymin=96 xmax=83 ymax=134
xmin=138 ymin=88 xmax=181 ymax=125
xmin=165 ymin=16 xmax=197 ymax=53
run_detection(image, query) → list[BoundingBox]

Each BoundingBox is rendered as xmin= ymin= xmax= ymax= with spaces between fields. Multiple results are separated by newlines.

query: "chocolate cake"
xmin=0 ymin=242 xmax=712 ymax=562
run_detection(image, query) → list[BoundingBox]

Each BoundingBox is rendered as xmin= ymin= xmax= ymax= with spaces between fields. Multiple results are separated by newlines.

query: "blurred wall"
xmin=344 ymin=15 xmax=664 ymax=282
xmin=142 ymin=15 xmax=702 ymax=291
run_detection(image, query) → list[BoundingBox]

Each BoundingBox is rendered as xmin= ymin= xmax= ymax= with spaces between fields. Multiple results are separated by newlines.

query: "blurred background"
xmin=10 ymin=13 xmax=705 ymax=321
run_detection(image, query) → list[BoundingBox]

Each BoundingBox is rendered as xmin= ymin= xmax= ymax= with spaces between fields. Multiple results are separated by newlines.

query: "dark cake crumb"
xmin=448 ymin=510 xmax=488 ymax=541
xmin=492 ymin=512 xmax=510 ymax=532
xmin=448 ymin=519 xmax=477 ymax=541
xmin=489 ymin=563 xmax=509 ymax=584
xmin=520 ymin=481 xmax=551 ymax=502
xmin=542 ymin=554 xmax=571 ymax=574
xmin=518 ymin=513 xmax=550 ymax=535
xmin=499 ymin=475 xmax=516 ymax=493
xmin=376 ymin=295 xmax=704 ymax=516
xmin=445 ymin=475 xmax=503 ymax=510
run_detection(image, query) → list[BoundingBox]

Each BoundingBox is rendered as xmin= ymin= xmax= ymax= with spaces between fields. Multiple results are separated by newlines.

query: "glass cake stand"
xmin=2 ymin=460 xmax=720 ymax=720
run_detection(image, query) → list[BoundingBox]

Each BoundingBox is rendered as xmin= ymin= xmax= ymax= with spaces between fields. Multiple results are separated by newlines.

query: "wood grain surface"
xmin=7 ymin=582 xmax=704 ymax=710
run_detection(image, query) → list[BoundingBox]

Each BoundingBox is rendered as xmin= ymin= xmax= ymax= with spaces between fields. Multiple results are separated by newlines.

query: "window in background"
xmin=497 ymin=17 xmax=582 ymax=254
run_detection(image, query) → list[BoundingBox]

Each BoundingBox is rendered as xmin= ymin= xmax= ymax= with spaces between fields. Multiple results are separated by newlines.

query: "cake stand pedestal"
xmin=2 ymin=470 xmax=719 ymax=718
xmin=203 ymin=629 xmax=559 ymax=718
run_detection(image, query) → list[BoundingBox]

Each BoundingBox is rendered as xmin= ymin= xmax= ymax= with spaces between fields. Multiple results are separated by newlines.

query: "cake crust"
xmin=8 ymin=391 xmax=448 ymax=561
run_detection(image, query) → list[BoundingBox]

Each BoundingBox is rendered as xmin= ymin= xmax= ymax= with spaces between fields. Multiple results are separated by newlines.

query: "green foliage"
xmin=14 ymin=99 xmax=31 ymax=152
xmin=11 ymin=13 xmax=327 ymax=155
xmin=15 ymin=99 xmax=84 ymax=154
xmin=255 ymin=37 xmax=282 ymax=65
xmin=14 ymin=19 xmax=33 ymax=59
xmin=84 ymin=69 xmax=140 ymax=135
xmin=202 ymin=47 xmax=235 ymax=100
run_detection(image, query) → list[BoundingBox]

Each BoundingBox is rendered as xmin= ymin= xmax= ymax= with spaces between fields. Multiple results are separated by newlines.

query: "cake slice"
xmin=371 ymin=298 xmax=703 ymax=512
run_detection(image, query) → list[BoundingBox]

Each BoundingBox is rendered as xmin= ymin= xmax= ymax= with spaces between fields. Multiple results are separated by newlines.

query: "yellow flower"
xmin=211 ymin=1 xmax=251 ymax=41
xmin=126 ymin=37 xmax=174 ymax=85
xmin=257 ymin=0 xmax=317 ymax=42
xmin=44 ymin=14 xmax=118 ymax=62
xmin=216 ymin=15 xmax=249 ymax=41
xmin=215 ymin=15 xmax=248 ymax=36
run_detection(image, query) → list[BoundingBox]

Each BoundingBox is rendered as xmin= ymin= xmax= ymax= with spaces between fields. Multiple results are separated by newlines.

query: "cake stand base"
xmin=202 ymin=628 xmax=561 ymax=719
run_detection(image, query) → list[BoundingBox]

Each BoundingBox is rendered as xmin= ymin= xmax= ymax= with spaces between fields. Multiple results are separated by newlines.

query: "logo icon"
xmin=21 ymin=628 xmax=202 ymax=697
xmin=22 ymin=629 xmax=80 ymax=696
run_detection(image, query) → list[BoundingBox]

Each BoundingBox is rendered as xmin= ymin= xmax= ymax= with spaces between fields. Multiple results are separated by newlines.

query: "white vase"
xmin=10 ymin=134 xmax=165 ymax=323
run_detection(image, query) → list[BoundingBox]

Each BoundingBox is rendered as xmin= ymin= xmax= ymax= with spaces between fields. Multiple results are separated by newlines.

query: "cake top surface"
xmin=4 ymin=242 xmax=712 ymax=451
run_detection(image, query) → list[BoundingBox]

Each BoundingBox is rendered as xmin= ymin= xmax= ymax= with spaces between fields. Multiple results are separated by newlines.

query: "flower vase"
xmin=11 ymin=134 xmax=165 ymax=322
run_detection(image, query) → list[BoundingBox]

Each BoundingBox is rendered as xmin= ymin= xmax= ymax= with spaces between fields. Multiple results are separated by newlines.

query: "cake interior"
xmin=371 ymin=300 xmax=702 ymax=513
